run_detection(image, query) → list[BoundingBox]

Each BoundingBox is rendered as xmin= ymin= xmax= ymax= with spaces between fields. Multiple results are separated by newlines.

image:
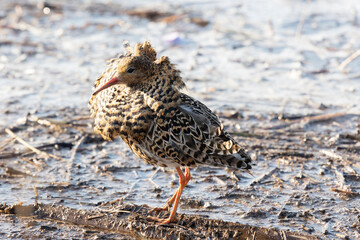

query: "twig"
xmin=69 ymin=115 xmax=91 ymax=122
xmin=87 ymin=186 xmax=103 ymax=194
xmin=339 ymin=49 xmax=360 ymax=72
xmin=66 ymin=135 xmax=86 ymax=184
xmin=99 ymin=209 xmax=132 ymax=214
xmin=0 ymin=137 xmax=15 ymax=151
xmin=295 ymin=0 xmax=310 ymax=38
xmin=268 ymin=19 xmax=274 ymax=36
xmin=28 ymin=116 xmax=90 ymax=133
xmin=300 ymin=173 xmax=321 ymax=184
xmin=147 ymin=178 xmax=160 ymax=188
xmin=133 ymin=170 xmax=139 ymax=178
xmin=214 ymin=176 xmax=226 ymax=186
xmin=272 ymin=174 xmax=284 ymax=184
xmin=264 ymin=112 xmax=350 ymax=130
xmin=15 ymin=197 xmax=23 ymax=206
xmin=250 ymin=167 xmax=279 ymax=186
xmin=5 ymin=166 xmax=31 ymax=176
xmin=33 ymin=185 xmax=38 ymax=205
xmin=19 ymin=157 xmax=44 ymax=169
xmin=0 ymin=141 xmax=74 ymax=160
xmin=123 ymin=179 xmax=140 ymax=200
xmin=230 ymin=171 xmax=240 ymax=181
xmin=331 ymin=188 xmax=360 ymax=196
xmin=321 ymin=149 xmax=352 ymax=165
xmin=148 ymin=167 xmax=162 ymax=180
xmin=302 ymin=112 xmax=349 ymax=124
xmin=4 ymin=128 xmax=66 ymax=162
xmin=5 ymin=128 xmax=44 ymax=156
xmin=86 ymin=214 xmax=105 ymax=220
xmin=51 ymin=182 xmax=70 ymax=186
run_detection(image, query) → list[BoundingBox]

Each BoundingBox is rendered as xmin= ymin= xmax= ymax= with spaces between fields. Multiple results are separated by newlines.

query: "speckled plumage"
xmin=89 ymin=41 xmax=252 ymax=169
xmin=89 ymin=41 xmax=252 ymax=223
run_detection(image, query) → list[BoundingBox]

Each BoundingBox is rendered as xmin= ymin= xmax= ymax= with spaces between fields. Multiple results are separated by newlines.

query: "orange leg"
xmin=150 ymin=167 xmax=191 ymax=213
xmin=148 ymin=167 xmax=191 ymax=224
xmin=184 ymin=167 xmax=191 ymax=185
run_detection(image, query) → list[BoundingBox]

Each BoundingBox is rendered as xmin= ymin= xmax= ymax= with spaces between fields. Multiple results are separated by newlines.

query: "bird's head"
xmin=92 ymin=56 xmax=156 ymax=96
xmin=92 ymin=41 xmax=158 ymax=96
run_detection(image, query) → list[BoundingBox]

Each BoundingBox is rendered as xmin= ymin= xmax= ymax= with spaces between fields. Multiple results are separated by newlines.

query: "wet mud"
xmin=1 ymin=0 xmax=360 ymax=239
xmin=1 ymin=202 xmax=318 ymax=240
xmin=1 ymin=109 xmax=359 ymax=239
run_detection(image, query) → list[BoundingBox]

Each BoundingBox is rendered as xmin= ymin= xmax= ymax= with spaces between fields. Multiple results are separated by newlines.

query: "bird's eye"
xmin=127 ymin=68 xmax=135 ymax=73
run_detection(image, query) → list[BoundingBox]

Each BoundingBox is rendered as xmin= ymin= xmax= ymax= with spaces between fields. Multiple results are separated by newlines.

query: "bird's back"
xmin=89 ymin=41 xmax=252 ymax=170
xmin=140 ymin=92 xmax=252 ymax=169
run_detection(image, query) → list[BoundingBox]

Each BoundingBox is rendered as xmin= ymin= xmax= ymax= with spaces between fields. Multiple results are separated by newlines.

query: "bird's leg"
xmin=149 ymin=167 xmax=191 ymax=213
xmin=158 ymin=167 xmax=187 ymax=224
xmin=162 ymin=167 xmax=191 ymax=210
xmin=184 ymin=167 xmax=191 ymax=185
xmin=149 ymin=190 xmax=178 ymax=213
xmin=148 ymin=167 xmax=189 ymax=212
xmin=148 ymin=167 xmax=191 ymax=224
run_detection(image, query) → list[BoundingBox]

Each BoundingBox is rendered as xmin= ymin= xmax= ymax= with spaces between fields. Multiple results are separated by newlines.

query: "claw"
xmin=147 ymin=167 xmax=191 ymax=225
xmin=148 ymin=203 xmax=171 ymax=213
xmin=147 ymin=215 xmax=178 ymax=225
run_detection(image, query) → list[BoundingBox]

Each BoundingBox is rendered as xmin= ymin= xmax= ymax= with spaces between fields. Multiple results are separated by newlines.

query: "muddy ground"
xmin=1 ymin=0 xmax=360 ymax=239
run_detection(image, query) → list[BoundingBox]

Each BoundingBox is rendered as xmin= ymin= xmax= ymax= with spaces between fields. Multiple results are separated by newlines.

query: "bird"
xmin=89 ymin=41 xmax=252 ymax=225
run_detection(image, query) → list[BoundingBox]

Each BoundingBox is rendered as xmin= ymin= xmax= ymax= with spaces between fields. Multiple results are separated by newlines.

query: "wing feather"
xmin=137 ymin=93 xmax=252 ymax=169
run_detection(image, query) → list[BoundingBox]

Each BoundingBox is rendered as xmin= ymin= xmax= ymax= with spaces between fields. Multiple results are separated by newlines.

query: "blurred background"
xmin=0 ymin=0 xmax=359 ymax=239
xmin=1 ymin=0 xmax=359 ymax=125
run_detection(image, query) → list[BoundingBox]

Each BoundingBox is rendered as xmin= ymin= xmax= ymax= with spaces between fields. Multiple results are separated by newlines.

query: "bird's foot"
xmin=148 ymin=202 xmax=171 ymax=213
xmin=147 ymin=215 xmax=178 ymax=225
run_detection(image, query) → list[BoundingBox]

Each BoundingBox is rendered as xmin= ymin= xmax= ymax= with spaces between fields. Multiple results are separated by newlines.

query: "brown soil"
xmin=1 ymin=202 xmax=318 ymax=240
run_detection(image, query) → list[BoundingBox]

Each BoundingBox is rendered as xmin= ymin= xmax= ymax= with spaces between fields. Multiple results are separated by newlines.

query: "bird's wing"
xmin=143 ymin=93 xmax=252 ymax=169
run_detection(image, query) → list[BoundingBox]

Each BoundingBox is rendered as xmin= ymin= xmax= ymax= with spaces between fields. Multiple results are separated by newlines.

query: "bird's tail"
xmin=206 ymin=149 xmax=253 ymax=170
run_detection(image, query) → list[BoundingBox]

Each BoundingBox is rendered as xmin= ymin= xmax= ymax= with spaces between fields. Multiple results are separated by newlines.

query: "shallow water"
xmin=1 ymin=0 xmax=360 ymax=239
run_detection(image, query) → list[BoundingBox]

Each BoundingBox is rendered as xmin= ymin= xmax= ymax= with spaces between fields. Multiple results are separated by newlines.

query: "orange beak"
xmin=92 ymin=76 xmax=121 ymax=96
